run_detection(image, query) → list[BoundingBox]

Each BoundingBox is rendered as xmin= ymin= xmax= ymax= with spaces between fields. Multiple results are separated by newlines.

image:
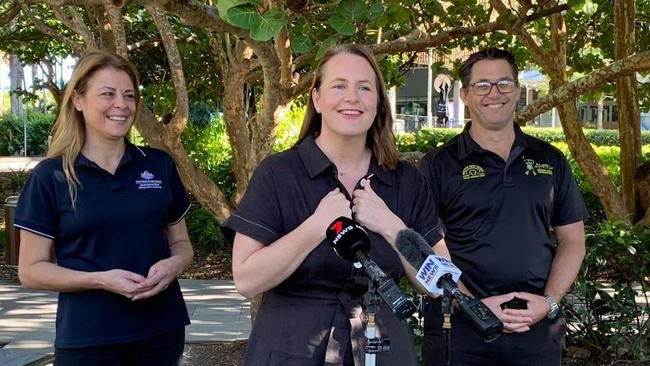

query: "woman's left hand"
xmin=352 ymin=179 xmax=406 ymax=241
xmin=132 ymin=257 xmax=182 ymax=301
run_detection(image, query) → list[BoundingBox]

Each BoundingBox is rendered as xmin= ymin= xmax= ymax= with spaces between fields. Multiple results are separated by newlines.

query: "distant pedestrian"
xmin=15 ymin=50 xmax=193 ymax=366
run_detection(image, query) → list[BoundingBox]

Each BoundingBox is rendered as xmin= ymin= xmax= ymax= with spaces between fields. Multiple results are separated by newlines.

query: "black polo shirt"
xmin=224 ymin=135 xmax=443 ymax=364
xmin=224 ymin=134 xmax=444 ymax=297
xmin=15 ymin=141 xmax=191 ymax=348
xmin=420 ymin=122 xmax=587 ymax=298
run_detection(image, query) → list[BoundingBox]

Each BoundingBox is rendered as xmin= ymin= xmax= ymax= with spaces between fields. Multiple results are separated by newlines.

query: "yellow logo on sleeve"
xmin=462 ymin=164 xmax=486 ymax=180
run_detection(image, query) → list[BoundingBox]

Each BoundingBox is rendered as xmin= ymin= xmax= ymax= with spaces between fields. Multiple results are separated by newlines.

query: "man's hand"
xmin=501 ymin=292 xmax=550 ymax=328
xmin=132 ymin=257 xmax=183 ymax=301
xmin=481 ymin=293 xmax=532 ymax=333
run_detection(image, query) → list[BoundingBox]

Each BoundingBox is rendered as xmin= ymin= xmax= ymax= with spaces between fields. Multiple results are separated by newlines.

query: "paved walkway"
xmin=0 ymin=157 xmax=43 ymax=173
xmin=0 ymin=279 xmax=251 ymax=365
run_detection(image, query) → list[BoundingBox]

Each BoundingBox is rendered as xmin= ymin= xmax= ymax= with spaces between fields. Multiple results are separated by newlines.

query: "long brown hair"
xmin=296 ymin=44 xmax=398 ymax=169
xmin=47 ymin=50 xmax=140 ymax=205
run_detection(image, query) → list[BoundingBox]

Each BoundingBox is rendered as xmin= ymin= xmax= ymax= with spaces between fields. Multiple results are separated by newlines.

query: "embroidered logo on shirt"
xmin=135 ymin=171 xmax=163 ymax=189
xmin=462 ymin=164 xmax=485 ymax=180
xmin=524 ymin=159 xmax=537 ymax=176
xmin=524 ymin=158 xmax=554 ymax=176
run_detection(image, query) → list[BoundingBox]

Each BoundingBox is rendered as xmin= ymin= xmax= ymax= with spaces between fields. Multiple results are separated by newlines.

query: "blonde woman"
xmin=15 ymin=51 xmax=193 ymax=366
xmin=225 ymin=44 xmax=448 ymax=365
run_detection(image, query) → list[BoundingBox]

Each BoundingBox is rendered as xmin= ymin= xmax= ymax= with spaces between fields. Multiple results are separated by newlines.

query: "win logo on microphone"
xmin=417 ymin=257 xmax=440 ymax=287
xmin=416 ymin=255 xmax=462 ymax=297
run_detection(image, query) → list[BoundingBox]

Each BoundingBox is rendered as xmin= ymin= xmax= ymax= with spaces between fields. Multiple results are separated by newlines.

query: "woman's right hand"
xmin=97 ymin=269 xmax=149 ymax=299
xmin=312 ymin=188 xmax=352 ymax=227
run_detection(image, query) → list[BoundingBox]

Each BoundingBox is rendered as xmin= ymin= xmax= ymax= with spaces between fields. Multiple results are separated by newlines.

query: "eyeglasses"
xmin=468 ymin=79 xmax=519 ymax=96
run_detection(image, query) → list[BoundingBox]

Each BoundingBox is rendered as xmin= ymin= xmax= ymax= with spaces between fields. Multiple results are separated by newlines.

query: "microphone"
xmin=395 ymin=228 xmax=503 ymax=342
xmin=326 ymin=217 xmax=417 ymax=320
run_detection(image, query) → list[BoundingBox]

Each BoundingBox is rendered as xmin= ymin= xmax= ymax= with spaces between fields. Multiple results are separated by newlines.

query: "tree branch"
xmin=145 ymin=4 xmax=189 ymax=137
xmin=105 ymin=5 xmax=128 ymax=56
xmin=0 ymin=1 xmax=20 ymax=27
xmin=518 ymin=51 xmax=650 ymax=122
xmin=51 ymin=6 xmax=96 ymax=48
xmin=18 ymin=0 xmax=85 ymax=54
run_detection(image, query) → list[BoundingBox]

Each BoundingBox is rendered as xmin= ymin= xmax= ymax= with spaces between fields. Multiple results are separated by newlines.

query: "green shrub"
xmin=185 ymin=203 xmax=229 ymax=256
xmin=273 ymin=104 xmax=304 ymax=152
xmin=25 ymin=111 xmax=55 ymax=155
xmin=0 ymin=114 xmax=24 ymax=155
xmin=189 ymin=103 xmax=215 ymax=130
xmin=0 ymin=110 xmax=54 ymax=156
xmin=565 ymin=221 xmax=650 ymax=361
xmin=396 ymin=128 xmax=461 ymax=152
xmin=180 ymin=116 xmax=236 ymax=198
xmin=396 ymin=127 xmax=650 ymax=153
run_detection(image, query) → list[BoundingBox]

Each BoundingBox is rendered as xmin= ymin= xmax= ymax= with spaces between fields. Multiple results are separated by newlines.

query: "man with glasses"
xmin=419 ymin=48 xmax=587 ymax=365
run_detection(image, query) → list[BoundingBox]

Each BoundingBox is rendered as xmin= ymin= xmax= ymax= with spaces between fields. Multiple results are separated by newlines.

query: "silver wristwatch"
xmin=544 ymin=294 xmax=560 ymax=319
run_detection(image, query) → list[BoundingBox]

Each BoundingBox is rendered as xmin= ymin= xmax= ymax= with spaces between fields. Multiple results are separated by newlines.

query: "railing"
xmin=393 ymin=114 xmax=464 ymax=133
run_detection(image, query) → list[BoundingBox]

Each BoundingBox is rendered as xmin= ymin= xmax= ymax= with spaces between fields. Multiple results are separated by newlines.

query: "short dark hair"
xmin=459 ymin=48 xmax=518 ymax=88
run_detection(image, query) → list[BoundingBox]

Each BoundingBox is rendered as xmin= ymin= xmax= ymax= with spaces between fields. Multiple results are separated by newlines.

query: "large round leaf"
xmin=292 ymin=34 xmax=314 ymax=54
xmin=315 ymin=37 xmax=337 ymax=60
xmin=330 ymin=14 xmax=355 ymax=36
xmin=250 ymin=8 xmax=288 ymax=42
xmin=337 ymin=0 xmax=368 ymax=22
xmin=217 ymin=0 xmax=261 ymax=23
xmin=227 ymin=5 xmax=260 ymax=30
xmin=368 ymin=3 xmax=385 ymax=21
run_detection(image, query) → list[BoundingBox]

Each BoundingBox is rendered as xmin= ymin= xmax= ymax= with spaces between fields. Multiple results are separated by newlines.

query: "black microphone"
xmin=326 ymin=217 xmax=417 ymax=320
xmin=395 ymin=228 xmax=503 ymax=342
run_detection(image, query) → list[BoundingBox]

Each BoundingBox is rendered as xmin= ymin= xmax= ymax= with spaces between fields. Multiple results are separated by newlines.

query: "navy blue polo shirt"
xmin=14 ymin=141 xmax=191 ymax=348
xmin=420 ymin=122 xmax=587 ymax=298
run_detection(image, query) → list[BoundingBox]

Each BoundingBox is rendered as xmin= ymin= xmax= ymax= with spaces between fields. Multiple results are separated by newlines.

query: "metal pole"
xmin=442 ymin=291 xmax=453 ymax=366
xmin=427 ymin=48 xmax=433 ymax=128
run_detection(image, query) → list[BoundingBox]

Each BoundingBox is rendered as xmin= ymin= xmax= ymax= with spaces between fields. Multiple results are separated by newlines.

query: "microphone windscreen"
xmin=326 ymin=216 xmax=370 ymax=262
xmin=395 ymin=228 xmax=434 ymax=268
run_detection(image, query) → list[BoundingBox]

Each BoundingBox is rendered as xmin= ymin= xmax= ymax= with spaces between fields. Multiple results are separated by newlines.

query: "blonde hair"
xmin=47 ymin=50 xmax=140 ymax=206
xmin=297 ymin=44 xmax=398 ymax=169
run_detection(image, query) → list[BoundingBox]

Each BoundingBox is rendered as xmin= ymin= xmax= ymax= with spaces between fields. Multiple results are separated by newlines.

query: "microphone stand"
xmin=441 ymin=289 xmax=453 ymax=366
xmin=364 ymin=280 xmax=390 ymax=366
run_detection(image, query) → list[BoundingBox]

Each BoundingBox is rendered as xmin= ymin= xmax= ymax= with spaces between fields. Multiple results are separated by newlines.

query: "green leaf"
xmin=227 ymin=5 xmax=259 ymax=30
xmin=315 ymin=37 xmax=337 ymax=60
xmin=249 ymin=8 xmax=287 ymax=42
xmin=368 ymin=3 xmax=385 ymax=21
xmin=217 ymin=0 xmax=240 ymax=22
xmin=428 ymin=0 xmax=445 ymax=17
xmin=330 ymin=14 xmax=356 ymax=36
xmin=581 ymin=0 xmax=598 ymax=16
xmin=374 ymin=14 xmax=389 ymax=28
xmin=217 ymin=0 xmax=261 ymax=23
xmin=291 ymin=34 xmax=313 ymax=54
xmin=337 ymin=0 xmax=368 ymax=22
xmin=567 ymin=0 xmax=586 ymax=11
xmin=385 ymin=3 xmax=410 ymax=24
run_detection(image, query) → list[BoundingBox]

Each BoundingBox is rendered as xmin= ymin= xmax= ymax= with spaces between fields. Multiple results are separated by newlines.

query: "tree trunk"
xmin=614 ymin=0 xmax=642 ymax=221
xmin=555 ymin=101 xmax=628 ymax=220
xmin=539 ymin=12 xmax=628 ymax=222
xmin=637 ymin=162 xmax=650 ymax=225
xmin=135 ymin=107 xmax=235 ymax=223
xmin=9 ymin=53 xmax=23 ymax=116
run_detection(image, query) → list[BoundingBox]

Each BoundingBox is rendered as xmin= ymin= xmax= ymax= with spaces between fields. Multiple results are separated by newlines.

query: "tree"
xmin=490 ymin=0 xmax=650 ymax=223
xmin=2 ymin=0 xmax=650 ymax=225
